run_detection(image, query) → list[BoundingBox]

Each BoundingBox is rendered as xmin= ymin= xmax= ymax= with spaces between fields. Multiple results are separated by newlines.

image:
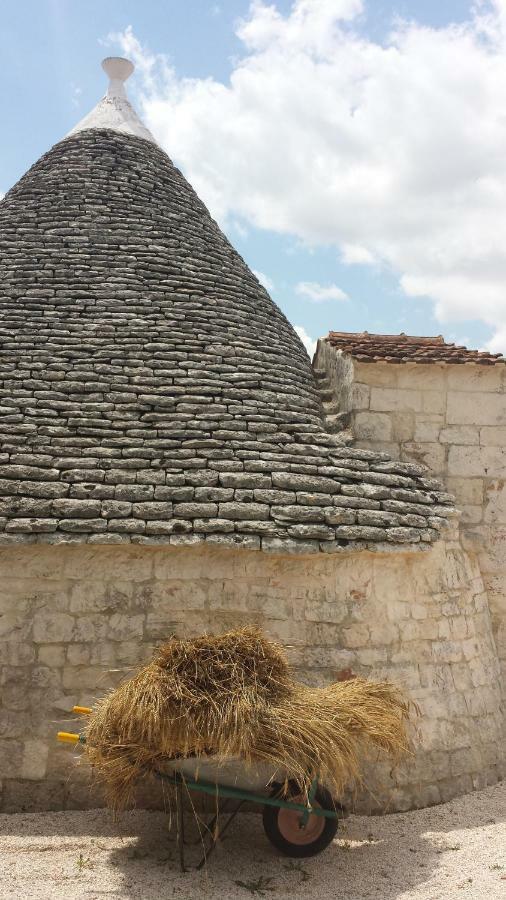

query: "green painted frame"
xmin=155 ymin=770 xmax=339 ymax=820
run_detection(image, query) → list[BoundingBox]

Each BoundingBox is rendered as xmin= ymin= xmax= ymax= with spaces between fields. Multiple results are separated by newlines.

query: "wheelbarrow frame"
xmin=58 ymin=715 xmax=341 ymax=870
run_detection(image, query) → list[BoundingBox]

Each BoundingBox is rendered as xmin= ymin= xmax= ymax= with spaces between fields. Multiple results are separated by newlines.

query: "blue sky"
xmin=0 ymin=0 xmax=502 ymax=354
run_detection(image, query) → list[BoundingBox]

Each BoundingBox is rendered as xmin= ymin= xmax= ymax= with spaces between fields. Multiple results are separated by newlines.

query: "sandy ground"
xmin=0 ymin=782 xmax=504 ymax=900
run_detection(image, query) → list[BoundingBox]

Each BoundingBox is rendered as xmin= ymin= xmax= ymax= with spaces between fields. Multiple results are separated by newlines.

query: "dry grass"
xmin=84 ymin=627 xmax=411 ymax=810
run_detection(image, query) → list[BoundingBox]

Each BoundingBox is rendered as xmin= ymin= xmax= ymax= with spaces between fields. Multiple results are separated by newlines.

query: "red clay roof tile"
xmin=324 ymin=331 xmax=505 ymax=365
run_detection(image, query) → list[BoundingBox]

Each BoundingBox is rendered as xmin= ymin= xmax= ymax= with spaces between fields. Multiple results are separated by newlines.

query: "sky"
xmin=1 ymin=0 xmax=506 ymax=356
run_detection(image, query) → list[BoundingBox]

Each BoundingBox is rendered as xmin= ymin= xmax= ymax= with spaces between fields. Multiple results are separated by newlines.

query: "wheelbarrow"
xmin=58 ymin=707 xmax=343 ymax=869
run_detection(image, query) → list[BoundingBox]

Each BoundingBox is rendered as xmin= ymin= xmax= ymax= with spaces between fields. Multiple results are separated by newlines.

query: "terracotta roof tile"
xmin=324 ymin=331 xmax=505 ymax=365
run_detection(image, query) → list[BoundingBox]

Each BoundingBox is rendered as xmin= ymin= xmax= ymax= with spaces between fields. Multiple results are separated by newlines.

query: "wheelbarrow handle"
xmin=57 ymin=731 xmax=85 ymax=744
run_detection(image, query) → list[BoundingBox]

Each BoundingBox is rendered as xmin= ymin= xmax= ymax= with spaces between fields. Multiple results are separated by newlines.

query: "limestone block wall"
xmin=0 ymin=541 xmax=503 ymax=813
xmin=314 ymin=341 xmax=506 ymax=689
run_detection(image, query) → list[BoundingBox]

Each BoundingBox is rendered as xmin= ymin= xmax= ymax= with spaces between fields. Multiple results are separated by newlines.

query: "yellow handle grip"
xmin=72 ymin=706 xmax=92 ymax=715
xmin=57 ymin=731 xmax=81 ymax=744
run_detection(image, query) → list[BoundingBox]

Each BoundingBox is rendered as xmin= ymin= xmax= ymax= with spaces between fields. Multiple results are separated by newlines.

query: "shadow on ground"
xmin=0 ymin=783 xmax=504 ymax=899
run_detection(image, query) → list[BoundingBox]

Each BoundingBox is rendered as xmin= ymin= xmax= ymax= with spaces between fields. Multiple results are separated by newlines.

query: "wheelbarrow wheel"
xmin=262 ymin=782 xmax=339 ymax=858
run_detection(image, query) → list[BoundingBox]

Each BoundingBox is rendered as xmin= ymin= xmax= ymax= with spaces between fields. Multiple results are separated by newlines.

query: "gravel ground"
xmin=0 ymin=782 xmax=504 ymax=899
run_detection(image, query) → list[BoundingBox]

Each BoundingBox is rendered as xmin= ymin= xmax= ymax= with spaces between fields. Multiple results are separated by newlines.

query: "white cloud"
xmin=296 ymin=280 xmax=348 ymax=302
xmin=252 ymin=269 xmax=275 ymax=292
xmin=294 ymin=324 xmax=317 ymax=357
xmin=109 ymin=2 xmax=506 ymax=347
xmin=341 ymin=243 xmax=375 ymax=265
xmin=487 ymin=327 xmax=506 ymax=354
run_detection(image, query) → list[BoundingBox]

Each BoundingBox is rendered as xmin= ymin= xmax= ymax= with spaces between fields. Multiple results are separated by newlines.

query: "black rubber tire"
xmin=262 ymin=782 xmax=339 ymax=858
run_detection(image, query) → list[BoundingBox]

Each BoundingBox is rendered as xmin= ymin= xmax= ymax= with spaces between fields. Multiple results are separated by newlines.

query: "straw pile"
xmin=83 ymin=627 xmax=411 ymax=809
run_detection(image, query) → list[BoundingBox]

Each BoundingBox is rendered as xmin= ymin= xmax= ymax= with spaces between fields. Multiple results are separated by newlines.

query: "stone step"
xmin=322 ymin=401 xmax=341 ymax=415
xmin=325 ymin=411 xmax=351 ymax=433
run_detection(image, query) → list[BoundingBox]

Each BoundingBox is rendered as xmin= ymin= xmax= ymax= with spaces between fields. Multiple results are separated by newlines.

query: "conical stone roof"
xmin=0 ymin=60 xmax=455 ymax=550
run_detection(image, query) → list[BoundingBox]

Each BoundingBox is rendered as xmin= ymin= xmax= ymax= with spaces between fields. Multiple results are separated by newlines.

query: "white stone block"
xmin=0 ymin=547 xmax=64 ymax=579
xmin=62 ymin=666 xmax=117 ymax=690
xmin=63 ymin=547 xmax=154 ymax=582
xmin=448 ymin=445 xmax=506 ymax=477
xmin=386 ymin=600 xmax=411 ymax=622
xmin=107 ymin=613 xmax=144 ymax=641
xmin=21 ymin=740 xmax=49 ymax=780
xmin=355 ymin=361 xmax=398 ymax=386
xmin=38 ymin=645 xmax=66 ymax=667
xmin=480 ymin=425 xmax=506 ymax=446
xmin=350 ymin=382 xmax=370 ymax=410
xmin=391 ymin=411 xmax=415 ymax=441
xmin=447 ymin=365 xmax=504 ymax=392
xmin=370 ymin=387 xmax=422 ymax=412
xmin=372 ymin=621 xmax=400 ymax=644
xmin=356 ymin=647 xmax=388 ymax=666
xmin=89 ymin=642 xmax=117 ymax=666
xmin=32 ymin=612 xmax=74 ymax=643
xmin=446 ymin=477 xmax=484 ymax=506
xmin=69 ymin=582 xmax=109 ymax=614
xmin=450 ymin=664 xmax=472 ymax=691
xmin=151 ymin=580 xmax=207 ymax=611
xmin=115 ymin=640 xmax=152 ymax=665
xmin=0 ymin=613 xmax=31 ymax=641
xmin=66 ymin=644 xmax=91 ymax=666
xmin=354 ymin=411 xmax=393 ymax=442
xmin=304 ymin=598 xmax=347 ymax=624
xmin=460 ymin=505 xmax=483 ymax=525
xmin=401 ymin=619 xmax=438 ymax=641
xmin=447 ymin=391 xmax=506 ymax=426
xmin=73 ymin=616 xmax=108 ymax=642
xmin=477 ymin=526 xmax=506 ymax=572
xmin=342 ymin=623 xmax=370 ymax=648
xmin=414 ymin=419 xmax=442 ymax=442
xmin=422 ymin=391 xmax=446 ymax=414
xmin=3 ymin=642 xmax=35 ymax=666
xmin=402 ymin=442 xmax=446 ymax=474
xmin=260 ymin=595 xmax=292 ymax=620
xmin=396 ymin=364 xmax=447 ymax=390
xmin=439 ymin=426 xmax=479 ymax=445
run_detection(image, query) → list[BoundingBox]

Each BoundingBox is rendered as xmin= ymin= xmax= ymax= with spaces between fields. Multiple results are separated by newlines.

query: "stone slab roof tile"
xmin=0 ymin=77 xmax=456 ymax=551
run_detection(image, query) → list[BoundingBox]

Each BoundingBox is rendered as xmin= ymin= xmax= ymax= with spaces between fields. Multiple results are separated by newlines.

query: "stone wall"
xmin=1 ymin=541 xmax=503 ymax=813
xmin=313 ymin=348 xmax=506 ymax=689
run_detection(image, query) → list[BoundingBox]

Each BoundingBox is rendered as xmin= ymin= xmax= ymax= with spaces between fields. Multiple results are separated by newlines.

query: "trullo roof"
xmin=0 ymin=59 xmax=455 ymax=550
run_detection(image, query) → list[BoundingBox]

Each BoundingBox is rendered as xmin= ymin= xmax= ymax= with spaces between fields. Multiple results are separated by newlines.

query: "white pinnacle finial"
xmin=102 ymin=57 xmax=135 ymax=99
xmin=66 ymin=56 xmax=156 ymax=145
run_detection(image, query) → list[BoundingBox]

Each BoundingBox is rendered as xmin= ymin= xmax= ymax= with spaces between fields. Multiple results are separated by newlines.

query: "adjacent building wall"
xmin=314 ymin=341 xmax=506 ymax=691
xmin=0 ymin=541 xmax=503 ymax=813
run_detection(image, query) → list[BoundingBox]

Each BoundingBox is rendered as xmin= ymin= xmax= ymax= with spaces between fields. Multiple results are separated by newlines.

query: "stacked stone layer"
xmin=0 ymin=129 xmax=454 ymax=550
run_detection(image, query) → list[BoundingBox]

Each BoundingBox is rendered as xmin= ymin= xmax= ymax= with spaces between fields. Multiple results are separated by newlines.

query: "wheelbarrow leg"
xmin=199 ymin=797 xmax=229 ymax=844
xmin=176 ymin=782 xmax=186 ymax=873
xmin=196 ymin=800 xmax=244 ymax=870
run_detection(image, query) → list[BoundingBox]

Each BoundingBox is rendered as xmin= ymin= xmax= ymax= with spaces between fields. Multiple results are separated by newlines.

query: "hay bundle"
xmin=252 ymin=680 xmax=411 ymax=796
xmin=84 ymin=626 xmax=411 ymax=809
